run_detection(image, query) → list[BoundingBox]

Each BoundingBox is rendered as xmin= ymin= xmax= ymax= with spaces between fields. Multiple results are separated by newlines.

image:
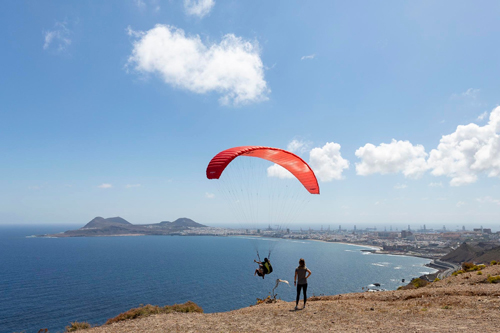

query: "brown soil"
xmin=85 ymin=265 xmax=500 ymax=333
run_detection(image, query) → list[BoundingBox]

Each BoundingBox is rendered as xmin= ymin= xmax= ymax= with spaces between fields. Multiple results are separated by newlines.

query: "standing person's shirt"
xmin=296 ymin=266 xmax=308 ymax=285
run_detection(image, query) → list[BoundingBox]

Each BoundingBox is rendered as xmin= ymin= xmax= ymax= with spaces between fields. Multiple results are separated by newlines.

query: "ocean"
xmin=0 ymin=225 xmax=436 ymax=333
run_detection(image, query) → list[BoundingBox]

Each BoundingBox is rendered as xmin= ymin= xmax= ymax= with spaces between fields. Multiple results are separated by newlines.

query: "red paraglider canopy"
xmin=206 ymin=146 xmax=320 ymax=194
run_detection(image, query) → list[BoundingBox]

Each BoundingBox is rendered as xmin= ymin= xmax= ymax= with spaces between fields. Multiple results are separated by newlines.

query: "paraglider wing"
xmin=206 ymin=146 xmax=319 ymax=194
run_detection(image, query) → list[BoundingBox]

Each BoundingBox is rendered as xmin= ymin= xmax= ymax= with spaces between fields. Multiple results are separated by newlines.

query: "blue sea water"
xmin=0 ymin=225 xmax=436 ymax=333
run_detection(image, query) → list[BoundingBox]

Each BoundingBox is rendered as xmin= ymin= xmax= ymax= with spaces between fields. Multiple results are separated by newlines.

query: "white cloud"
xmin=205 ymin=192 xmax=215 ymax=199
xmin=309 ymin=142 xmax=350 ymax=181
xmin=301 ymin=54 xmax=315 ymax=60
xmin=287 ymin=139 xmax=310 ymax=154
xmin=267 ymin=164 xmax=295 ymax=179
xmin=456 ymin=201 xmax=466 ymax=207
xmin=394 ymin=183 xmax=407 ymax=190
xmin=127 ymin=24 xmax=269 ymax=105
xmin=125 ymin=184 xmax=141 ymax=188
xmin=428 ymin=182 xmax=443 ymax=187
xmin=98 ymin=183 xmax=113 ymax=189
xmin=451 ymin=88 xmax=480 ymax=100
xmin=476 ymin=196 xmax=500 ymax=205
xmin=184 ymin=0 xmax=215 ymax=18
xmin=133 ymin=0 xmax=161 ymax=12
xmin=134 ymin=0 xmax=146 ymax=8
xmin=266 ymin=139 xmax=310 ymax=179
xmin=267 ymin=141 xmax=349 ymax=181
xmin=43 ymin=21 xmax=71 ymax=52
xmin=427 ymin=106 xmax=500 ymax=186
xmin=355 ymin=139 xmax=428 ymax=178
xmin=477 ymin=111 xmax=488 ymax=121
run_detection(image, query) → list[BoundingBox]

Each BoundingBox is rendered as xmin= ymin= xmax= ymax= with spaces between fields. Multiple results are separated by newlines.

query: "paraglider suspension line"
xmin=256 ymin=250 xmax=271 ymax=262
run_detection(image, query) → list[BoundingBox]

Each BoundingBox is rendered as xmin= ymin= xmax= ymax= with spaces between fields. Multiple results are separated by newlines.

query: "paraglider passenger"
xmin=254 ymin=258 xmax=272 ymax=279
xmin=294 ymin=258 xmax=311 ymax=310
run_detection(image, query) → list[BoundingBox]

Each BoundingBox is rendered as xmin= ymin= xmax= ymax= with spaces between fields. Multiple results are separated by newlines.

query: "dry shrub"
xmin=65 ymin=321 xmax=91 ymax=332
xmin=487 ymin=275 xmax=500 ymax=284
xmin=462 ymin=262 xmax=475 ymax=271
xmin=256 ymin=295 xmax=278 ymax=304
xmin=411 ymin=278 xmax=429 ymax=289
xmin=105 ymin=301 xmax=203 ymax=325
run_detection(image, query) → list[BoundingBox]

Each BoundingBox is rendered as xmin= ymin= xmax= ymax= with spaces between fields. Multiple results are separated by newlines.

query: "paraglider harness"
xmin=257 ymin=251 xmax=273 ymax=275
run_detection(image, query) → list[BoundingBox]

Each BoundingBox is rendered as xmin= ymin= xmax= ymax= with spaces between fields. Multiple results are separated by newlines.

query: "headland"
xmin=81 ymin=264 xmax=500 ymax=332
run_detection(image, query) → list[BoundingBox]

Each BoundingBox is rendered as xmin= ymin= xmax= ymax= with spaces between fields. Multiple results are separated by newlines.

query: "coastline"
xmin=304 ymin=237 xmax=445 ymax=282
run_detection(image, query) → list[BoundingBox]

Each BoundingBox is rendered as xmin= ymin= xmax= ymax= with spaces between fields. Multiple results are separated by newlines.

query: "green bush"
xmin=433 ymin=277 xmax=440 ymax=282
xmin=491 ymin=260 xmax=497 ymax=266
xmin=65 ymin=321 xmax=91 ymax=332
xmin=452 ymin=270 xmax=465 ymax=276
xmin=477 ymin=271 xmax=483 ymax=275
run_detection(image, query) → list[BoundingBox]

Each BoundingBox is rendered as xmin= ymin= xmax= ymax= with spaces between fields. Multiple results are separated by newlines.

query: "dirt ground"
xmin=85 ymin=265 xmax=500 ymax=333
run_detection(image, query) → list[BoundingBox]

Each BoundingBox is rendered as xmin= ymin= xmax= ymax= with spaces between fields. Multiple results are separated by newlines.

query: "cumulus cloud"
xmin=427 ymin=106 xmax=500 ymax=186
xmin=267 ymin=141 xmax=349 ymax=181
xmin=125 ymin=184 xmax=141 ymax=188
xmin=184 ymin=0 xmax=215 ymax=18
xmin=266 ymin=139 xmax=310 ymax=179
xmin=394 ymin=183 xmax=407 ymax=190
xmin=205 ymin=192 xmax=215 ymax=199
xmin=428 ymin=182 xmax=443 ymax=187
xmin=43 ymin=21 xmax=71 ymax=52
xmin=309 ymin=142 xmax=350 ymax=181
xmin=301 ymin=54 xmax=315 ymax=60
xmin=127 ymin=24 xmax=269 ymax=105
xmin=355 ymin=139 xmax=428 ymax=178
xmin=456 ymin=201 xmax=466 ymax=207
xmin=98 ymin=183 xmax=113 ymax=189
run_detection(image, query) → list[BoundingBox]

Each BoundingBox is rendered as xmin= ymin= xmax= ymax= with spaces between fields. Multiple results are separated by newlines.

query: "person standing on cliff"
xmin=294 ymin=258 xmax=311 ymax=310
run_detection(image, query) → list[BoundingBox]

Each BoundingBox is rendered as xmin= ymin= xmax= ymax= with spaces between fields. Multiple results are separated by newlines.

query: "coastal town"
xmin=177 ymin=224 xmax=500 ymax=259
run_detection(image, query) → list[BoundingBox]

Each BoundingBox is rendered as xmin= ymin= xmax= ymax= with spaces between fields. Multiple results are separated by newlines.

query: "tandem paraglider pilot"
xmin=254 ymin=258 xmax=272 ymax=279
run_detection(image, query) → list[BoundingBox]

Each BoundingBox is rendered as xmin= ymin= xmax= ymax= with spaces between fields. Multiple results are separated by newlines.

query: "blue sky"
xmin=1 ymin=1 xmax=500 ymax=231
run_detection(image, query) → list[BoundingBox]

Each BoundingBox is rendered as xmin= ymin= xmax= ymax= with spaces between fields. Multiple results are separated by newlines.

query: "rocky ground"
xmin=85 ymin=265 xmax=500 ymax=333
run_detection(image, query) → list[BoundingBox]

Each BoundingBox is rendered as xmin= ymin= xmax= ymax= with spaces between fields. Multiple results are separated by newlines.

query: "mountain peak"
xmin=82 ymin=216 xmax=132 ymax=229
